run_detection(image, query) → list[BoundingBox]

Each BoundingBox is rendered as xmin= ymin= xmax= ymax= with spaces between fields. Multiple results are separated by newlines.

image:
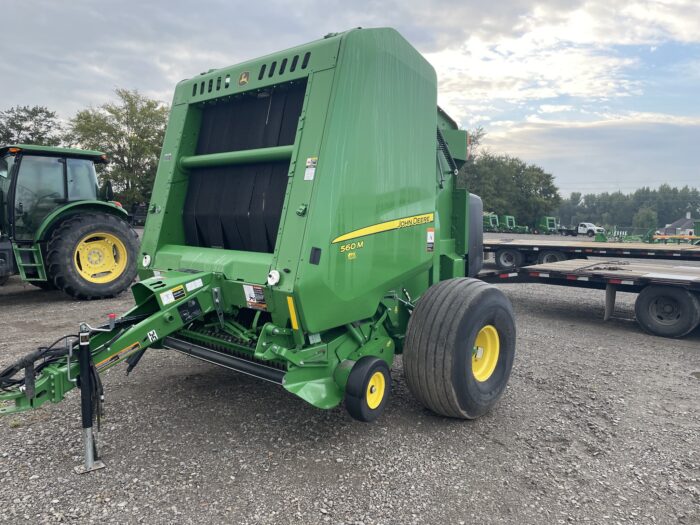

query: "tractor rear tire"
xmin=46 ymin=213 xmax=139 ymax=300
xmin=495 ymin=248 xmax=523 ymax=270
xmin=634 ymin=286 xmax=700 ymax=338
xmin=403 ymin=278 xmax=516 ymax=419
xmin=345 ymin=357 xmax=391 ymax=422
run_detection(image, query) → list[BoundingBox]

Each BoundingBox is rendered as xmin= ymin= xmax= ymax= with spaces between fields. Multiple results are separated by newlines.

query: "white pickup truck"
xmin=560 ymin=222 xmax=606 ymax=237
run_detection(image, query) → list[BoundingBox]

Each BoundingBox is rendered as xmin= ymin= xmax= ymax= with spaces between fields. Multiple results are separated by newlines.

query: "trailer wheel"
xmin=47 ymin=213 xmax=139 ymax=300
xmin=345 ymin=356 xmax=391 ymax=422
xmin=403 ymin=278 xmax=516 ymax=419
xmin=495 ymin=248 xmax=523 ymax=270
xmin=635 ymin=286 xmax=700 ymax=338
xmin=537 ymin=250 xmax=566 ymax=264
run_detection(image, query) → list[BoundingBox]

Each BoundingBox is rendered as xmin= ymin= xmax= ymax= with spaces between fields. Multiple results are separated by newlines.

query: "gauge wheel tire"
xmin=634 ymin=286 xmax=700 ymax=338
xmin=345 ymin=356 xmax=391 ymax=422
xmin=46 ymin=212 xmax=139 ymax=300
xmin=537 ymin=250 xmax=566 ymax=264
xmin=495 ymin=248 xmax=523 ymax=269
xmin=403 ymin=278 xmax=516 ymax=419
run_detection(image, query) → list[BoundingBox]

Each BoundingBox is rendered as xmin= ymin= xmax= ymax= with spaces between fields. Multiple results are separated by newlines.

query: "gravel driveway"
xmin=1 ymin=272 xmax=698 ymax=524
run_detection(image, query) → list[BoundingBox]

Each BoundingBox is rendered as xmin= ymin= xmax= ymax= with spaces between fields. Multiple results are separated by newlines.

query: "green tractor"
xmin=0 ymin=145 xmax=138 ymax=298
xmin=1 ymin=28 xmax=516 ymax=472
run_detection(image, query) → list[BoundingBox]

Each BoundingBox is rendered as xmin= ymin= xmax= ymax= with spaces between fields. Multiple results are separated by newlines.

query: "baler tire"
xmin=495 ymin=248 xmax=523 ymax=270
xmin=46 ymin=213 xmax=139 ymax=300
xmin=345 ymin=356 xmax=391 ymax=422
xmin=403 ymin=278 xmax=516 ymax=419
xmin=634 ymin=286 xmax=700 ymax=338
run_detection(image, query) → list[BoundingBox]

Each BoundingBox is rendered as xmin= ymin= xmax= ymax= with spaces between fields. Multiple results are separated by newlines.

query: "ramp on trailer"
xmin=486 ymin=238 xmax=700 ymax=269
xmin=481 ymin=259 xmax=700 ymax=338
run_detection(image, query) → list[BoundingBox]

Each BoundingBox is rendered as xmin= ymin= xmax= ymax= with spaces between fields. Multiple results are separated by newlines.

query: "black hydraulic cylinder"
xmin=78 ymin=328 xmax=93 ymax=430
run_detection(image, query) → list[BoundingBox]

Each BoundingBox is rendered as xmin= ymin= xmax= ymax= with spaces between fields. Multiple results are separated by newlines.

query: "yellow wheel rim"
xmin=74 ymin=232 xmax=128 ymax=284
xmin=472 ymin=325 xmax=500 ymax=382
xmin=366 ymin=371 xmax=386 ymax=410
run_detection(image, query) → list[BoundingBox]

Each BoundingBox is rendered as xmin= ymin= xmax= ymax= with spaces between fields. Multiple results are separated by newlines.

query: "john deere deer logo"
xmin=238 ymin=71 xmax=250 ymax=86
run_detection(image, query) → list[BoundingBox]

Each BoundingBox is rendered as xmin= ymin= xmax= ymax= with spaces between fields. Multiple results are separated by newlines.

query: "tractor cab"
xmin=0 ymin=145 xmax=138 ymax=297
xmin=0 ymin=145 xmax=106 ymax=240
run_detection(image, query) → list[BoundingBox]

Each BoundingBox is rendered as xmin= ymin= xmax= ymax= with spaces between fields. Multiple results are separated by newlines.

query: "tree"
xmin=68 ymin=89 xmax=169 ymax=207
xmin=0 ymin=105 xmax=63 ymax=145
xmin=632 ymin=207 xmax=658 ymax=230
xmin=461 ymin=153 xmax=561 ymax=227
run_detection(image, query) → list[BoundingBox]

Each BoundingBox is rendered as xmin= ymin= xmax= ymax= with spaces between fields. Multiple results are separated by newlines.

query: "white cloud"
xmin=539 ymin=104 xmax=575 ymax=113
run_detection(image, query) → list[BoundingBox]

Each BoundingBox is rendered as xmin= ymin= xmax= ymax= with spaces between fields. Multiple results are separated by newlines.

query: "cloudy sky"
xmin=3 ymin=0 xmax=699 ymax=194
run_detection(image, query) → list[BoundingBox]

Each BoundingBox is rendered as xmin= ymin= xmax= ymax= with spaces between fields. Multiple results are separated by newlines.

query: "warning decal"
xmin=243 ymin=284 xmax=267 ymax=311
xmin=160 ymin=285 xmax=186 ymax=305
xmin=426 ymin=227 xmax=435 ymax=252
xmin=304 ymin=156 xmax=318 ymax=181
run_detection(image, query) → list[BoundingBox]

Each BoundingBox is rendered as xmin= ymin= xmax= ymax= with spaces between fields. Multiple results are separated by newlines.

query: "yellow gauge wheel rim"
xmin=74 ymin=232 xmax=128 ymax=284
xmin=366 ymin=371 xmax=386 ymax=410
xmin=472 ymin=325 xmax=500 ymax=382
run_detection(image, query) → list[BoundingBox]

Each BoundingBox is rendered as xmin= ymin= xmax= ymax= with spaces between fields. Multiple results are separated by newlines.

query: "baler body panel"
xmin=139 ymin=28 xmax=442 ymax=333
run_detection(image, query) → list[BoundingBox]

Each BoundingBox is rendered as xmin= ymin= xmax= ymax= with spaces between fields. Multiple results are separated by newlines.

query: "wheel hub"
xmin=472 ymin=325 xmax=500 ymax=382
xmin=365 ymin=371 xmax=385 ymax=409
xmin=651 ymin=296 xmax=681 ymax=324
xmin=74 ymin=232 xmax=128 ymax=284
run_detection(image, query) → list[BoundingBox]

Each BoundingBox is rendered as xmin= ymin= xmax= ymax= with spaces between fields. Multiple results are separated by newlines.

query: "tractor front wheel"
xmin=46 ymin=213 xmax=139 ymax=299
xmin=403 ymin=278 xmax=516 ymax=419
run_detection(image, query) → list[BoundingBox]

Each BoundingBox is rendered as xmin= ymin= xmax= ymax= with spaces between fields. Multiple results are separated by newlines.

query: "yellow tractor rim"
xmin=366 ymin=371 xmax=386 ymax=409
xmin=472 ymin=325 xmax=500 ymax=382
xmin=74 ymin=232 xmax=128 ymax=284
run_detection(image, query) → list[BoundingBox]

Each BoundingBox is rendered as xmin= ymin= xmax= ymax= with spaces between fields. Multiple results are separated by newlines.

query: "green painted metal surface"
xmin=0 ymin=144 xmax=107 ymax=162
xmin=2 ymin=28 xmax=482 ymax=414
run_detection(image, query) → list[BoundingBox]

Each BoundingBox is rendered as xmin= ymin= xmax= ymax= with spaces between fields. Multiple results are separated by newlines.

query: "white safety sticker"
xmin=186 ymin=278 xmax=204 ymax=292
xmin=304 ymin=156 xmax=318 ymax=181
xmin=147 ymin=329 xmax=159 ymax=343
xmin=160 ymin=290 xmax=175 ymax=305
xmin=426 ymin=227 xmax=435 ymax=252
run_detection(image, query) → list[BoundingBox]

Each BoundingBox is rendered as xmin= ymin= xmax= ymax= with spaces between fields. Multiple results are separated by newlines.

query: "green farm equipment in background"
xmin=483 ymin=212 xmax=499 ymax=232
xmin=0 ymin=145 xmax=138 ymax=297
xmin=499 ymin=215 xmax=528 ymax=234
xmin=0 ymin=28 xmax=516 ymax=472
xmin=536 ymin=216 xmax=558 ymax=234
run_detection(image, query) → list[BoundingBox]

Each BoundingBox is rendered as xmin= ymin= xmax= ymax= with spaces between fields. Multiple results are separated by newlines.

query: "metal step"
xmin=12 ymin=244 xmax=46 ymax=281
xmin=162 ymin=336 xmax=285 ymax=384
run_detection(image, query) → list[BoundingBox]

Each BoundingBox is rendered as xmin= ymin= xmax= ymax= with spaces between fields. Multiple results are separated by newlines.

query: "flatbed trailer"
xmin=485 ymin=238 xmax=700 ymax=269
xmin=481 ymin=259 xmax=700 ymax=338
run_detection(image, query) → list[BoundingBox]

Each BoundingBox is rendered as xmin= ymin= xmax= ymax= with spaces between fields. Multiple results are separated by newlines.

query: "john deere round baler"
xmin=1 ymin=28 xmax=516 ymax=472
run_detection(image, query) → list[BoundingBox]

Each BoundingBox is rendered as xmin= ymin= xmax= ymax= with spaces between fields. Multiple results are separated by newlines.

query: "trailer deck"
xmin=481 ymin=259 xmax=700 ymax=338
xmin=485 ymin=238 xmax=700 ymax=269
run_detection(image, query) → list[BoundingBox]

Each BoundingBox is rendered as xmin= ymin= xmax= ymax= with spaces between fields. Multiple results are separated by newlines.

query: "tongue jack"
xmin=74 ymin=322 xmax=106 ymax=474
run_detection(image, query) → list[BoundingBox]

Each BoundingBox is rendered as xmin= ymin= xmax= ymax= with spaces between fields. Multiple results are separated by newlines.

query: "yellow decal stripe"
xmin=287 ymin=296 xmax=299 ymax=331
xmin=332 ymin=213 xmax=434 ymax=244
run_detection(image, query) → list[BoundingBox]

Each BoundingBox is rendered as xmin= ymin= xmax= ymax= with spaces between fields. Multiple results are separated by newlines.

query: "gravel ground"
xmin=1 ymin=262 xmax=699 ymax=524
